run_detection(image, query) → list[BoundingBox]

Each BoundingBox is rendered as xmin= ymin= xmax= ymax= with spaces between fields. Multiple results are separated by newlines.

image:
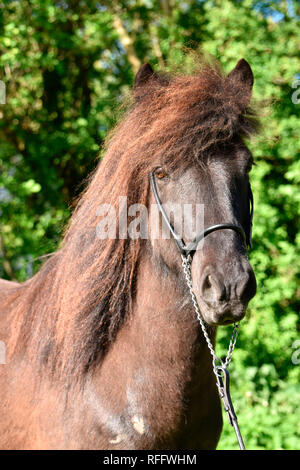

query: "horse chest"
xmin=82 ymin=352 xmax=222 ymax=450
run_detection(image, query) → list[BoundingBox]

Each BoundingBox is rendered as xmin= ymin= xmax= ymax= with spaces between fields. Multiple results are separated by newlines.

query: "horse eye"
xmin=155 ymin=167 xmax=168 ymax=179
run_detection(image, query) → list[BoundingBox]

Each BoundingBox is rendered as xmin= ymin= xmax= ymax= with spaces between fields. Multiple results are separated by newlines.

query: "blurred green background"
xmin=0 ymin=0 xmax=299 ymax=450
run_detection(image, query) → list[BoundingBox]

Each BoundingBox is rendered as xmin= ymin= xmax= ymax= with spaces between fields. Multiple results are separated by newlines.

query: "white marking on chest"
xmin=131 ymin=415 xmax=145 ymax=435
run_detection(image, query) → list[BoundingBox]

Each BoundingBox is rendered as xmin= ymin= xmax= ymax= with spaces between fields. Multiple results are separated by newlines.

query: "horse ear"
xmin=227 ymin=59 xmax=254 ymax=89
xmin=134 ymin=63 xmax=156 ymax=90
xmin=226 ymin=59 xmax=254 ymax=106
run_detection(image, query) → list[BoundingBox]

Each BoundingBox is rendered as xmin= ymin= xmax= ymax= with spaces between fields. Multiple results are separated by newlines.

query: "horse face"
xmin=150 ymin=143 xmax=256 ymax=326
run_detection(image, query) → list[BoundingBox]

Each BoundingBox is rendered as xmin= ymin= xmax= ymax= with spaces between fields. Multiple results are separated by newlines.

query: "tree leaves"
xmin=0 ymin=0 xmax=299 ymax=449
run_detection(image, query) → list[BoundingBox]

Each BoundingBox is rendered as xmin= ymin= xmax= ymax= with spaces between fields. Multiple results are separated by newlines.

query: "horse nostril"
xmin=204 ymin=274 xmax=211 ymax=291
xmin=201 ymin=272 xmax=227 ymax=304
xmin=237 ymin=269 xmax=257 ymax=302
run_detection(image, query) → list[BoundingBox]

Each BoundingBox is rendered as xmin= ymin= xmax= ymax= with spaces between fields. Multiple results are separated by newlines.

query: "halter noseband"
xmin=150 ymin=171 xmax=253 ymax=256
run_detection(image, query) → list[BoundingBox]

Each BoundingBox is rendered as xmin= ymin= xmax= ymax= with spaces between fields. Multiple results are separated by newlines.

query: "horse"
xmin=0 ymin=57 xmax=258 ymax=450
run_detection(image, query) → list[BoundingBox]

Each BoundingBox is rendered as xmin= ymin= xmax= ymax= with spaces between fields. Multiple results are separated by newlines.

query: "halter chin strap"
xmin=150 ymin=171 xmax=252 ymax=257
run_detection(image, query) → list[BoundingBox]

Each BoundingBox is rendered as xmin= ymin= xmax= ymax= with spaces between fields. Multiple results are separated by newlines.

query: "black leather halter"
xmin=150 ymin=171 xmax=253 ymax=257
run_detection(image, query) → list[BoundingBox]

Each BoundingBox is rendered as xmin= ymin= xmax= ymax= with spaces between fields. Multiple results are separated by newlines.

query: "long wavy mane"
xmin=9 ymin=57 xmax=258 ymax=381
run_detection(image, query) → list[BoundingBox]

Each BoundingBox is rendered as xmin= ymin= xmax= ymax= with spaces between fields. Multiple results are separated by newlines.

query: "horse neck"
xmin=92 ymin=246 xmax=216 ymax=404
xmin=86 ymin=247 xmax=217 ymax=445
xmin=133 ymin=251 xmax=203 ymax=363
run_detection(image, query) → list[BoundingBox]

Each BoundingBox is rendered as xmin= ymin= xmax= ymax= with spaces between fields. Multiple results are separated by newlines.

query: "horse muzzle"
xmin=193 ymin=259 xmax=257 ymax=326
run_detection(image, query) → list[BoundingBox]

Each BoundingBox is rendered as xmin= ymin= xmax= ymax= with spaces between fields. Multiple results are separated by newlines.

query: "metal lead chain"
xmin=224 ymin=322 xmax=240 ymax=368
xmin=181 ymin=254 xmax=246 ymax=450
xmin=181 ymin=254 xmax=221 ymax=369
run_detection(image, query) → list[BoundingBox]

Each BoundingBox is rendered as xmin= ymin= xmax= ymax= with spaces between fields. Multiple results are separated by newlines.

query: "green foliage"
xmin=0 ymin=0 xmax=299 ymax=449
xmin=200 ymin=0 xmax=300 ymax=450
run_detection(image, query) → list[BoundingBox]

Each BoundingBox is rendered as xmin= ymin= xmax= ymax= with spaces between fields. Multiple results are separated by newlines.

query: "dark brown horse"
xmin=0 ymin=58 xmax=258 ymax=450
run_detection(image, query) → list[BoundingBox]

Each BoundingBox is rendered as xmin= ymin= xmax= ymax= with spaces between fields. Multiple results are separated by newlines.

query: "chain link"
xmin=181 ymin=254 xmax=239 ymax=374
xmin=181 ymin=254 xmax=246 ymax=449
